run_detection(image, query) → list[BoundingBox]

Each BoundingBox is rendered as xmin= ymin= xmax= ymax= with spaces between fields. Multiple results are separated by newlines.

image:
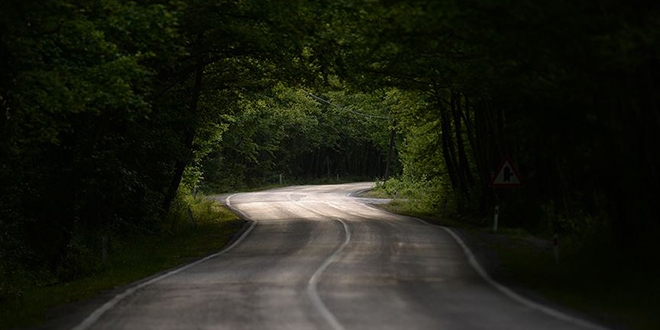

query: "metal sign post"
xmin=488 ymin=156 xmax=523 ymax=232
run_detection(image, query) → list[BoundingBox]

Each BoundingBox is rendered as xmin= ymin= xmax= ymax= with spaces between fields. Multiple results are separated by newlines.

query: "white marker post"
xmin=493 ymin=205 xmax=499 ymax=232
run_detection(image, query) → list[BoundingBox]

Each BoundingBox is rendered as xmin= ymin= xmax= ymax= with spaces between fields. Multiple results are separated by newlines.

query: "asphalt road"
xmin=70 ymin=182 xmax=608 ymax=330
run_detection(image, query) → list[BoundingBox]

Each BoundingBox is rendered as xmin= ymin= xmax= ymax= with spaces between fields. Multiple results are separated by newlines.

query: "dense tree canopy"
xmin=1 ymin=0 xmax=658 ymax=301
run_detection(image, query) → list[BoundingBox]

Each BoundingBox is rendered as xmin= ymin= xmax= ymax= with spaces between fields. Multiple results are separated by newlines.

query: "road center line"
xmin=306 ymin=218 xmax=350 ymax=330
xmin=288 ymin=194 xmax=349 ymax=330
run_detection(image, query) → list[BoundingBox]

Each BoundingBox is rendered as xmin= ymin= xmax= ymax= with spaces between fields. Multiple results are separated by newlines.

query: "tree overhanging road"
xmin=70 ymin=183 xmax=609 ymax=330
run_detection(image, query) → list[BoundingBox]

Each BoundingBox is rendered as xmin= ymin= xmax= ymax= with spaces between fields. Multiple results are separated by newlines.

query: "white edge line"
xmin=408 ymin=217 xmax=609 ymax=330
xmin=71 ymin=194 xmax=256 ymax=330
xmin=226 ymin=193 xmax=253 ymax=221
xmin=306 ymin=218 xmax=350 ymax=330
xmin=347 ymin=185 xmax=375 ymax=198
xmin=350 ymin=197 xmax=608 ymax=330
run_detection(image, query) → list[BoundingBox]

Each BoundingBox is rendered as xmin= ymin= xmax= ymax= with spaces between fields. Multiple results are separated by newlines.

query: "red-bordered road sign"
xmin=488 ymin=156 xmax=523 ymax=187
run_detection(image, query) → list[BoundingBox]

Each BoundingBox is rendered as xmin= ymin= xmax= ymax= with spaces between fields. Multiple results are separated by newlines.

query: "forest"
xmin=1 ymin=0 xmax=658 ymax=304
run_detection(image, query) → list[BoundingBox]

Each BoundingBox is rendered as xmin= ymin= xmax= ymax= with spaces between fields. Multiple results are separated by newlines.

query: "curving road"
xmin=70 ymin=182 xmax=608 ymax=330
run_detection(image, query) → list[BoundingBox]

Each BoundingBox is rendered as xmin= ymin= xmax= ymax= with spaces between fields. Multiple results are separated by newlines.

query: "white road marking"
xmin=225 ymin=193 xmax=255 ymax=221
xmin=408 ymin=216 xmax=610 ymax=330
xmin=306 ymin=218 xmax=351 ymax=330
xmin=71 ymin=195 xmax=256 ymax=330
xmin=289 ymin=193 xmax=349 ymax=330
xmin=75 ymin=184 xmax=604 ymax=330
xmin=348 ymin=192 xmax=609 ymax=330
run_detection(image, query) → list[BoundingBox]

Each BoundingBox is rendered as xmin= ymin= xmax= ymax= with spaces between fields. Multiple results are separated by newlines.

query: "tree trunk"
xmin=473 ymin=97 xmax=493 ymax=213
xmin=161 ymin=56 xmax=205 ymax=217
xmin=0 ymin=92 xmax=7 ymax=147
xmin=452 ymin=90 xmax=474 ymax=198
xmin=434 ymin=86 xmax=459 ymax=192
xmin=462 ymin=94 xmax=485 ymax=187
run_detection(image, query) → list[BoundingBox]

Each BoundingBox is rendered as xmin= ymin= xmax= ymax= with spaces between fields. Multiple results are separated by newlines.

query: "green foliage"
xmin=380 ymin=176 xmax=450 ymax=216
xmin=336 ymin=0 xmax=660 ymax=257
xmin=1 ymin=0 xmax=343 ymax=299
xmin=200 ymin=84 xmax=393 ymax=192
xmin=1 ymin=0 xmax=658 ymax=318
xmin=1 ymin=0 xmax=181 ymax=300
xmin=0 ymin=198 xmax=242 ymax=329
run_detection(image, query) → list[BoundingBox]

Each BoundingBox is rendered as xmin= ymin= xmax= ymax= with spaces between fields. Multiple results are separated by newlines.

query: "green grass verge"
xmin=0 ymin=201 xmax=243 ymax=330
xmin=376 ymin=196 xmax=659 ymax=330
xmin=357 ymin=188 xmax=391 ymax=199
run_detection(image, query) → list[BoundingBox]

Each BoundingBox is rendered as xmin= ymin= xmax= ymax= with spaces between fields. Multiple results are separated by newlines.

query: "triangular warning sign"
xmin=489 ymin=157 xmax=523 ymax=187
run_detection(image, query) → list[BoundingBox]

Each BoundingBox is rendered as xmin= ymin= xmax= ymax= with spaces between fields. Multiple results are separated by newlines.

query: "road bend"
xmin=69 ymin=182 xmax=608 ymax=330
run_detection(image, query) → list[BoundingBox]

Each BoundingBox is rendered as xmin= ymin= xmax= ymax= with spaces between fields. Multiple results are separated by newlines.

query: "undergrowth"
xmin=371 ymin=178 xmax=659 ymax=330
xmin=0 ymin=195 xmax=243 ymax=330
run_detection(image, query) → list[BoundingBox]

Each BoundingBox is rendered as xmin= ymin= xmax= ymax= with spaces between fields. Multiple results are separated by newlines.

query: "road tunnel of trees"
xmin=1 ymin=0 xmax=658 ymax=299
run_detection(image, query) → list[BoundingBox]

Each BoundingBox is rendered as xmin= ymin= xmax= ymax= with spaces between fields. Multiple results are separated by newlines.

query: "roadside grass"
xmin=495 ymin=241 xmax=659 ymax=330
xmin=357 ymin=188 xmax=391 ymax=199
xmin=371 ymin=192 xmax=659 ymax=330
xmin=0 ymin=199 xmax=243 ymax=330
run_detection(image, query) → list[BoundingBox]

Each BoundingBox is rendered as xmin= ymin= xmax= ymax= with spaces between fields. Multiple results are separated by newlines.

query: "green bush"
xmin=379 ymin=176 xmax=453 ymax=216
